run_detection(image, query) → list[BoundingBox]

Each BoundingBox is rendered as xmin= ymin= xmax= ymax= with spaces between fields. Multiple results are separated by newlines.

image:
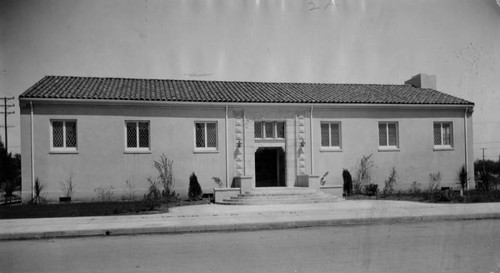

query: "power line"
xmin=0 ymin=97 xmax=15 ymax=152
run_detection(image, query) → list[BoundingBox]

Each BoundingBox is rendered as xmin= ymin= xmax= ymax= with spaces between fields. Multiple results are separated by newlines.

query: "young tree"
xmin=188 ymin=172 xmax=203 ymax=201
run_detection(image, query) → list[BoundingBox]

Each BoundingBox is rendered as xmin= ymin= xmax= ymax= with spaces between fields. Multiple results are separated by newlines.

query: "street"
xmin=1 ymin=219 xmax=499 ymax=273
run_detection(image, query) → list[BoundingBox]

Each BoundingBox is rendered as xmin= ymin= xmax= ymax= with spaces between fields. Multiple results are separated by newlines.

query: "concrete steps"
xmin=218 ymin=187 xmax=343 ymax=205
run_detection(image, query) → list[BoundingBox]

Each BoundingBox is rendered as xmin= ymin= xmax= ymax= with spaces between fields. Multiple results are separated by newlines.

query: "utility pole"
xmin=480 ymin=148 xmax=487 ymax=173
xmin=0 ymin=97 xmax=15 ymax=152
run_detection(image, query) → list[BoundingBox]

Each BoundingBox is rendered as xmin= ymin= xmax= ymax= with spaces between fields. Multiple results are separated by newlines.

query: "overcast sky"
xmin=1 ymin=0 xmax=499 ymax=159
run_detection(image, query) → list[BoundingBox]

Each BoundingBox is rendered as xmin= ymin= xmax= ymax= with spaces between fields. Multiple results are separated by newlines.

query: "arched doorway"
xmin=255 ymin=147 xmax=286 ymax=187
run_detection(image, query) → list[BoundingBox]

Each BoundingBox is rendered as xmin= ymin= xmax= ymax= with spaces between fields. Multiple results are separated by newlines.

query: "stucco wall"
xmin=313 ymin=107 xmax=474 ymax=191
xmin=20 ymin=102 xmax=228 ymax=202
xmin=20 ymin=101 xmax=474 ymax=202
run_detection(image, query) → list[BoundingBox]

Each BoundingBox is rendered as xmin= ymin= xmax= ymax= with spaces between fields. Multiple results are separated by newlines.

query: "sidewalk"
xmin=1 ymin=200 xmax=500 ymax=240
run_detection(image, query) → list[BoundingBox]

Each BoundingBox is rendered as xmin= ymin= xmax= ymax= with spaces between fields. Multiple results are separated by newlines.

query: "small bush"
xmin=353 ymin=154 xmax=374 ymax=194
xmin=143 ymin=177 xmax=162 ymax=210
xmin=382 ymin=167 xmax=398 ymax=195
xmin=212 ymin=177 xmax=224 ymax=188
xmin=456 ymin=165 xmax=469 ymax=193
xmin=122 ymin=179 xmax=136 ymax=201
xmin=424 ymin=172 xmax=442 ymax=201
xmin=188 ymin=172 xmax=203 ymax=201
xmin=94 ymin=186 xmax=114 ymax=202
xmin=2 ymin=178 xmax=20 ymax=204
xmin=477 ymin=171 xmax=492 ymax=191
xmin=342 ymin=169 xmax=352 ymax=196
xmin=365 ymin=183 xmax=378 ymax=196
xmin=408 ymin=181 xmax=421 ymax=197
xmin=29 ymin=178 xmax=46 ymax=205
xmin=59 ymin=176 xmax=74 ymax=198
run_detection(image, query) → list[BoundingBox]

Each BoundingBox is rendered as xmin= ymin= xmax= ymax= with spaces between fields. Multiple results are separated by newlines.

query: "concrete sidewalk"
xmin=1 ymin=200 xmax=500 ymax=240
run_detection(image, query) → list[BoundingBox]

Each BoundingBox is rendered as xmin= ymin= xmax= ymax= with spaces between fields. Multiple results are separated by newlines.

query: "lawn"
xmin=0 ymin=198 xmax=212 ymax=219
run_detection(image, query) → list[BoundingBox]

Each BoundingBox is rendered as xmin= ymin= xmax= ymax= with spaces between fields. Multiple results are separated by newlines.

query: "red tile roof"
xmin=19 ymin=76 xmax=473 ymax=105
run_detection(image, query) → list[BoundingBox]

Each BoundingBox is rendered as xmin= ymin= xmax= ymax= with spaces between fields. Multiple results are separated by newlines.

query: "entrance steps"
xmin=218 ymin=187 xmax=343 ymax=205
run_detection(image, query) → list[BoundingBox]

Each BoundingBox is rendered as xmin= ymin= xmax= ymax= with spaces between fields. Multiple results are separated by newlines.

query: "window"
xmin=255 ymin=121 xmax=285 ymax=139
xmin=195 ymin=122 xmax=217 ymax=150
xmin=126 ymin=121 xmax=150 ymax=151
xmin=51 ymin=120 xmax=77 ymax=151
xmin=320 ymin=122 xmax=341 ymax=149
xmin=379 ymin=122 xmax=399 ymax=149
xmin=434 ymin=122 xmax=453 ymax=149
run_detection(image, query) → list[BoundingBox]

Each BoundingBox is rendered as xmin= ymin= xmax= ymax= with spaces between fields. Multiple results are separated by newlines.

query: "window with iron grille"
xmin=51 ymin=120 xmax=77 ymax=151
xmin=378 ymin=122 xmax=399 ymax=149
xmin=254 ymin=121 xmax=285 ymax=139
xmin=195 ymin=122 xmax=217 ymax=150
xmin=125 ymin=121 xmax=150 ymax=151
xmin=320 ymin=122 xmax=341 ymax=149
xmin=434 ymin=122 xmax=453 ymax=148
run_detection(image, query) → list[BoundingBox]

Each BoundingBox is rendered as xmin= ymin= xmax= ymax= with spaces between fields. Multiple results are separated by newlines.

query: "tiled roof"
xmin=19 ymin=76 xmax=474 ymax=105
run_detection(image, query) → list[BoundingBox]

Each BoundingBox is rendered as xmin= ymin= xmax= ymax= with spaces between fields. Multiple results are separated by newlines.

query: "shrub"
xmin=428 ymin=172 xmax=441 ymax=191
xmin=212 ymin=177 xmax=224 ymax=188
xmin=94 ymin=186 xmax=114 ymax=202
xmin=59 ymin=176 xmax=74 ymax=198
xmin=456 ymin=165 xmax=469 ymax=192
xmin=188 ymin=172 xmax=203 ymax=201
xmin=408 ymin=181 xmax=421 ymax=197
xmin=320 ymin=172 xmax=329 ymax=186
xmin=2 ymin=178 xmax=20 ymax=204
xmin=365 ymin=183 xmax=378 ymax=196
xmin=122 ymin=179 xmax=136 ymax=201
xmin=342 ymin=169 xmax=352 ymax=196
xmin=151 ymin=154 xmax=177 ymax=203
xmin=143 ymin=177 xmax=162 ymax=210
xmin=477 ymin=171 xmax=492 ymax=191
xmin=382 ymin=167 xmax=398 ymax=195
xmin=353 ymin=154 xmax=374 ymax=194
xmin=425 ymin=172 xmax=442 ymax=201
xmin=29 ymin=178 xmax=46 ymax=205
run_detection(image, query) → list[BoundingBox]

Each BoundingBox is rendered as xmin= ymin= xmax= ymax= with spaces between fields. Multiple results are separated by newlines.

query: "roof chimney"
xmin=404 ymin=73 xmax=437 ymax=90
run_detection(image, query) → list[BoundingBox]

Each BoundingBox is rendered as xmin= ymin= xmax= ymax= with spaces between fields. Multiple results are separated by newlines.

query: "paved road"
xmin=2 ymin=219 xmax=499 ymax=273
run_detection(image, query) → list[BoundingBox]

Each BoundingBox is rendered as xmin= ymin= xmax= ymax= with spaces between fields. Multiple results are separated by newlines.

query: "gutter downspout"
xmin=310 ymin=106 xmax=314 ymax=175
xmin=30 ymin=101 xmax=35 ymax=199
xmin=464 ymin=107 xmax=468 ymax=190
xmin=225 ymin=105 xmax=229 ymax=188
xmin=243 ymin=109 xmax=246 ymax=176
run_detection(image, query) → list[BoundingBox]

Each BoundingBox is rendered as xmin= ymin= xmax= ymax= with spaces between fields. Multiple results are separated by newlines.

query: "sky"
xmin=1 ymin=0 xmax=500 ymax=159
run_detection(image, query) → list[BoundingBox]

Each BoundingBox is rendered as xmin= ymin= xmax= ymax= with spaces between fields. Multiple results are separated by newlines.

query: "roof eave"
xmin=18 ymin=97 xmax=475 ymax=109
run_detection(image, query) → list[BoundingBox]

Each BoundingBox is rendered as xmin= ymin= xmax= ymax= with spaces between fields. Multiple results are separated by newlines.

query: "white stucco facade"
xmin=19 ymin=100 xmax=474 ymax=202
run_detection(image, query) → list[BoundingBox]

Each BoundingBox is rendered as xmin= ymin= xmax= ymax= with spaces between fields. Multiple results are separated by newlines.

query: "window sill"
xmin=49 ymin=149 xmax=79 ymax=154
xmin=255 ymin=139 xmax=285 ymax=142
xmin=320 ymin=147 xmax=342 ymax=152
xmin=194 ymin=149 xmax=219 ymax=154
xmin=124 ymin=149 xmax=151 ymax=154
xmin=378 ymin=147 xmax=400 ymax=152
xmin=433 ymin=146 xmax=454 ymax=151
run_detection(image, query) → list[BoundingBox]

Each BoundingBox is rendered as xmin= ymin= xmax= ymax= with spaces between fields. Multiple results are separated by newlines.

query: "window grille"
xmin=277 ymin=122 xmax=285 ymax=138
xmin=331 ymin=123 xmax=340 ymax=147
xmin=265 ymin=122 xmax=274 ymax=138
xmin=195 ymin=122 xmax=217 ymax=149
xmin=254 ymin=121 xmax=285 ymax=140
xmin=254 ymin=121 xmax=262 ymax=138
xmin=379 ymin=122 xmax=398 ymax=148
xmin=52 ymin=121 xmax=64 ymax=148
xmin=51 ymin=120 xmax=77 ymax=150
xmin=321 ymin=122 xmax=341 ymax=148
xmin=126 ymin=121 xmax=150 ymax=150
xmin=434 ymin=122 xmax=453 ymax=147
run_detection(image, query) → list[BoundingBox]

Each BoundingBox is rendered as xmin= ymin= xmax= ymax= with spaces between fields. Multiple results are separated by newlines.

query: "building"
xmin=18 ymin=74 xmax=474 ymax=203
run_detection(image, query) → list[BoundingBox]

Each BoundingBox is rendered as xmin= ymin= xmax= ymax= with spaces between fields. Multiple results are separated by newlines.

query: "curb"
xmin=2 ymin=212 xmax=500 ymax=241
